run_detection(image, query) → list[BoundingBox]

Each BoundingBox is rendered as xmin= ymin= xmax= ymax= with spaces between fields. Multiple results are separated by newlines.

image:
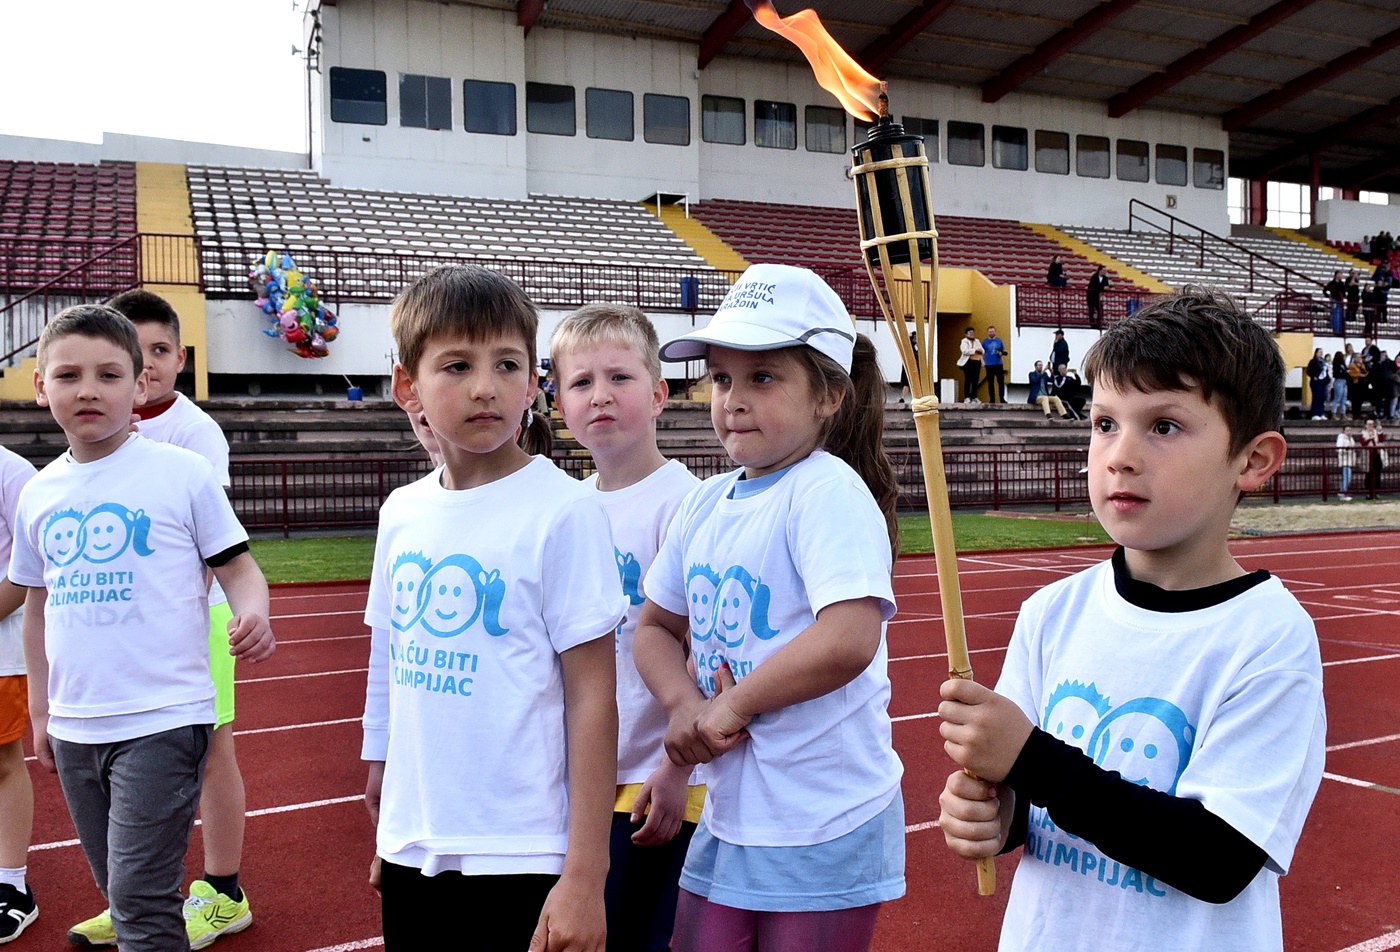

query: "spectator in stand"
xmin=1376 ymin=352 xmax=1398 ymax=421
xmin=982 ymin=326 xmax=1007 ymax=403
xmin=1047 ymin=363 xmax=1084 ymax=420
xmin=1330 ymin=351 xmax=1350 ymax=419
xmin=1373 ymin=260 xmax=1392 ymax=324
xmin=1324 ymin=270 xmax=1346 ymax=334
xmin=1050 ymin=329 xmax=1070 ymax=372
xmin=1349 ymin=349 xmax=1369 ymax=419
xmin=1362 ymin=236 xmax=1372 ymax=260
xmin=1046 ymin=256 xmax=1067 ymax=288
xmin=958 ymin=327 xmax=984 ymax=403
xmin=1360 ymin=417 xmax=1387 ymax=494
xmin=1336 ymin=425 xmax=1357 ymax=501
xmin=1086 ymin=265 xmax=1109 ymax=329
xmin=1026 ymin=360 xmax=1048 ymax=406
xmin=1306 ymin=348 xmax=1330 ymax=420
xmin=1364 ymin=337 xmax=1382 ymax=366
xmin=1362 ymin=283 xmax=1381 ymax=337
xmin=1346 ymin=271 xmax=1361 ymax=327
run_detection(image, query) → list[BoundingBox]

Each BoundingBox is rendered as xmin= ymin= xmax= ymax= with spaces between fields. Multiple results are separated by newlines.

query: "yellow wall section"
xmin=0 ymin=358 xmax=38 ymax=400
xmin=653 ymin=204 xmax=750 ymax=273
xmin=136 ymin=163 xmax=210 ymax=400
xmin=1024 ymin=222 xmax=1172 ymax=294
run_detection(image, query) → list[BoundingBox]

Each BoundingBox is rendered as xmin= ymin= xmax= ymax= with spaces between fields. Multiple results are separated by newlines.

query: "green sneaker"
xmin=184 ymin=881 xmax=251 ymax=950
xmin=66 ymin=908 xmax=116 ymax=948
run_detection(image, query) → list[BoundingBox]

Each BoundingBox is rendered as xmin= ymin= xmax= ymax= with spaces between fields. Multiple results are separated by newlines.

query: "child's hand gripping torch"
xmin=851 ymin=92 xmax=996 ymax=896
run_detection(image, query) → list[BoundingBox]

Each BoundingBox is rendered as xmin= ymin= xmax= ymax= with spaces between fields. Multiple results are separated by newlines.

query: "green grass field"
xmin=250 ymin=512 xmax=1111 ymax=584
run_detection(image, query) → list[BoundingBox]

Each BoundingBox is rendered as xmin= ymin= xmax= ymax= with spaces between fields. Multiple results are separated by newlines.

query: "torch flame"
xmin=745 ymin=0 xmax=882 ymax=121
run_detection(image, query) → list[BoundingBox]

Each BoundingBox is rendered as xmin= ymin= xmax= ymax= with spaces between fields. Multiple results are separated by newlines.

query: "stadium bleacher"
xmin=0 ymin=160 xmax=138 ymax=290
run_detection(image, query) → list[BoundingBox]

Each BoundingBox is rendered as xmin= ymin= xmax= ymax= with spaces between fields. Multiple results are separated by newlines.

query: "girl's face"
xmin=706 ymin=345 xmax=840 ymax=480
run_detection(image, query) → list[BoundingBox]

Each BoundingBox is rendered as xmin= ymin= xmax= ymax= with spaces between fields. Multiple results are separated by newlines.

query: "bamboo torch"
xmin=851 ymin=86 xmax=996 ymax=896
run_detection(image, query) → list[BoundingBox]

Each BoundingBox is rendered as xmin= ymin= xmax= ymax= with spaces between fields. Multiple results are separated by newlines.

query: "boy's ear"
xmin=651 ymin=375 xmax=668 ymax=417
xmin=1235 ymin=430 xmax=1287 ymax=493
xmin=175 ymin=345 xmax=187 ymax=374
xmin=133 ymin=368 xmax=150 ymax=408
xmin=32 ymin=368 xmax=47 ymax=407
xmin=391 ymin=364 xmax=422 ymax=412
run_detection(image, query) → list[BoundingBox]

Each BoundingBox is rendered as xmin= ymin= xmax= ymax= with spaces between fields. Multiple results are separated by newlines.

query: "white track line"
xmin=31 ymin=793 xmax=364 ymax=853
xmin=1328 ymin=732 xmax=1400 ymax=752
xmin=905 ymin=819 xmax=940 ymax=833
xmin=240 ymin=667 xmax=367 ymax=684
xmin=1323 ymin=771 xmax=1400 ymax=795
xmin=276 ymin=634 xmax=369 ymax=647
xmin=234 ymin=716 xmax=361 ymax=737
xmin=272 ymin=609 xmax=365 ymax=620
xmin=303 ymin=939 xmax=384 ymax=952
xmin=891 ymin=646 xmax=1009 ymax=664
xmin=1336 ymin=929 xmax=1400 ymax=952
xmin=892 ymin=711 xmax=939 ymax=723
xmin=1323 ymin=653 xmax=1400 ymax=667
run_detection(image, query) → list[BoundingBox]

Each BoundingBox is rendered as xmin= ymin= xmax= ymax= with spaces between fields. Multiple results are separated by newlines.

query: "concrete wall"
xmin=0 ymin=133 xmax=306 ymax=170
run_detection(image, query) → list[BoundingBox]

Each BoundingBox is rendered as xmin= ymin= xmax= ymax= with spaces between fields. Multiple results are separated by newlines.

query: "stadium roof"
xmin=441 ymin=0 xmax=1400 ymax=194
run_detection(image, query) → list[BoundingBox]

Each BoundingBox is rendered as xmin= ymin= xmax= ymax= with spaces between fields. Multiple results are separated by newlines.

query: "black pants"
xmin=984 ymin=365 xmax=1006 ymax=403
xmin=606 ymin=812 xmax=696 ymax=952
xmin=961 ymin=361 xmax=981 ymax=401
xmin=380 ymin=860 xmax=558 ymax=950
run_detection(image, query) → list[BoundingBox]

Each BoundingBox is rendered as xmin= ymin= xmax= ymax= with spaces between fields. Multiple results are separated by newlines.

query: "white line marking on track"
xmin=234 ymin=716 xmax=361 ymax=737
xmin=891 ymin=646 xmax=1009 ymax=663
xmin=1335 ymin=928 xmax=1400 ymax=952
xmin=1328 ymin=732 xmax=1400 ymax=752
xmin=1323 ymin=653 xmax=1400 ymax=667
xmin=1323 ymin=771 xmax=1400 ymax=795
xmin=240 ymin=667 xmax=367 ymax=684
xmin=905 ymin=820 xmax=940 ymax=833
xmin=892 ymin=711 xmax=939 ymax=722
xmin=303 ymin=939 xmax=384 ymax=952
xmin=272 ymin=609 xmax=365 ymax=620
xmin=275 ymin=634 xmax=369 ymax=646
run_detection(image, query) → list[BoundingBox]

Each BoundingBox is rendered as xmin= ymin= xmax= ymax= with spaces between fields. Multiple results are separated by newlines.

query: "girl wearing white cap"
xmin=635 ymin=264 xmax=903 ymax=951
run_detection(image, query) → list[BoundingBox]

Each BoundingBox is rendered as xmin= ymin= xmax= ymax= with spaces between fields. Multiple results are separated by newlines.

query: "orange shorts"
xmin=0 ymin=675 xmax=26 ymax=746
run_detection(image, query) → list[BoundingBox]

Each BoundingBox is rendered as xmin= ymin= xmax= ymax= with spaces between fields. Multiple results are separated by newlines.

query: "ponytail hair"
xmin=793 ymin=333 xmax=899 ymax=561
xmin=518 ymin=408 xmax=554 ymax=457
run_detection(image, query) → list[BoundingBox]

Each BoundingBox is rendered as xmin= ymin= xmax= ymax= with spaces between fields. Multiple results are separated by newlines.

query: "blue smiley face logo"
xmin=416 ymin=554 xmax=509 ymax=639
xmin=78 ymin=504 xmax=154 ymax=564
xmin=686 ymin=564 xmax=721 ymax=642
xmin=1088 ymin=697 xmax=1195 ymax=795
xmin=1042 ymin=681 xmax=1113 ymax=751
xmin=712 ymin=565 xmax=779 ymax=648
xmin=390 ymin=552 xmax=432 ymax=631
xmin=42 ymin=509 xmax=84 ymax=566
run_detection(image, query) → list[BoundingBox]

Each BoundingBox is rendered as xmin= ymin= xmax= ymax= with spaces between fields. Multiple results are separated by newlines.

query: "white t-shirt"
xmin=585 ymin=459 xmax=700 ymax=785
xmin=137 ymin=393 xmax=232 ymax=606
xmin=995 ymin=560 xmax=1326 ymax=952
xmin=644 ymin=450 xmax=901 ymax=848
xmin=361 ymin=456 xmax=627 ymax=875
xmin=0 ymin=447 xmax=38 ymax=676
xmin=6 ymin=436 xmax=249 ymax=743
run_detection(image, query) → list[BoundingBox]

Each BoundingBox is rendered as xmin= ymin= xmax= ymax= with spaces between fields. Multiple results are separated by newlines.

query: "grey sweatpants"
xmin=51 ymin=724 xmax=212 ymax=952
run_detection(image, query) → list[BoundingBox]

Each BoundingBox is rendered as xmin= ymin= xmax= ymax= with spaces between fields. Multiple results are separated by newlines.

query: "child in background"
xmin=361 ymin=265 xmax=625 ymax=951
xmin=635 ymin=264 xmax=904 ymax=952
xmin=10 ymin=305 xmax=275 ymax=952
xmin=550 ymin=304 xmax=702 ymax=952
xmin=99 ymin=287 xmax=252 ymax=950
xmin=938 ymin=288 xmax=1326 ymax=952
xmin=1336 ymin=424 xmax=1357 ymax=501
xmin=0 ymin=446 xmax=37 ymax=943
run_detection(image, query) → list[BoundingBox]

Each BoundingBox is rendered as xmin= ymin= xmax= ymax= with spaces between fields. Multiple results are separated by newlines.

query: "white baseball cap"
xmin=659 ymin=263 xmax=856 ymax=372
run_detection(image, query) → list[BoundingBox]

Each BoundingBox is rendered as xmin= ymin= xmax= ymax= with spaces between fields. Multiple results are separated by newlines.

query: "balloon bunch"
xmin=249 ymin=251 xmax=340 ymax=358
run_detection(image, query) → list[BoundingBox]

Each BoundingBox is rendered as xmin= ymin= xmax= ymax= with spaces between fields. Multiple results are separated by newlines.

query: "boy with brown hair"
xmin=550 ymin=304 xmax=701 ymax=951
xmin=938 ymin=287 xmax=1325 ymax=952
xmin=9 ymin=304 xmax=274 ymax=952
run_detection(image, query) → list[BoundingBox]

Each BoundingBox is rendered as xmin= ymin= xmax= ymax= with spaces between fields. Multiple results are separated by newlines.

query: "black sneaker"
xmin=0 ymin=882 xmax=37 ymax=944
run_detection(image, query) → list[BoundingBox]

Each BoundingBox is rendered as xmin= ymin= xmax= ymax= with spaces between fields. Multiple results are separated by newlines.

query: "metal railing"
xmin=1 ymin=234 xmax=200 ymax=364
xmin=230 ymin=445 xmax=1384 ymax=536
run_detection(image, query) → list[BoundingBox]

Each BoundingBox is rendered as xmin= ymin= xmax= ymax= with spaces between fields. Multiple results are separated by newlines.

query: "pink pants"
xmin=671 ymin=889 xmax=881 ymax=952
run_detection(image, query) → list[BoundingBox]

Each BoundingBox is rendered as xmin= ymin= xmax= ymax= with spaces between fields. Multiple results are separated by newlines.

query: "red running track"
xmin=16 ymin=534 xmax=1400 ymax=952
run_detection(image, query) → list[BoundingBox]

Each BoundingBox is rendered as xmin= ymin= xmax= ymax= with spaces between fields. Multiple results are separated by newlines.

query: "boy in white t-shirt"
xmin=101 ymin=287 xmax=252 ymax=950
xmin=938 ymin=287 xmax=1326 ymax=952
xmin=361 ymin=265 xmax=625 ymax=951
xmin=7 ymin=305 xmax=275 ymax=952
xmin=550 ymin=304 xmax=701 ymax=951
xmin=0 ymin=445 xmax=37 ymax=943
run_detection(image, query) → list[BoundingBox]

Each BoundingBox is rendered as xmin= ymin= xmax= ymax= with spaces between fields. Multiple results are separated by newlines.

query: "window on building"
xmin=586 ymin=87 xmax=633 ymax=141
xmin=1116 ymin=139 xmax=1149 ymax=182
xmin=947 ymin=121 xmax=985 ymax=167
xmin=1361 ymin=190 xmax=1391 ymax=205
xmin=806 ymin=106 xmax=846 ymax=153
xmin=702 ymin=95 xmax=745 ymax=145
xmin=400 ymin=74 xmax=452 ymax=130
xmin=1266 ymin=180 xmax=1309 ymax=229
xmin=1034 ymin=131 xmax=1069 ymax=175
xmin=1193 ymin=148 xmax=1224 ymax=189
xmin=901 ymin=117 xmax=939 ymax=161
xmin=1156 ymin=144 xmax=1187 ymax=186
xmin=1228 ymin=177 xmax=1247 ymax=225
xmin=755 ymin=100 xmax=797 ymax=149
xmin=463 ymin=80 xmax=516 ymax=136
xmin=992 ymin=126 xmax=1028 ymax=171
xmin=644 ymin=94 xmax=690 ymax=146
xmin=526 ymin=82 xmax=576 ymax=136
xmin=1076 ymin=135 xmax=1110 ymax=178
xmin=329 ymin=67 xmax=387 ymax=125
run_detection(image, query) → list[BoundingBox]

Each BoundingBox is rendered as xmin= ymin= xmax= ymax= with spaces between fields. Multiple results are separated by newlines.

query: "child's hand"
xmin=227 ymin=613 xmax=275 ymax=663
xmin=365 ymin=760 xmax=385 ymax=828
xmin=939 ymin=770 xmax=1014 ymax=860
xmin=694 ymin=663 xmax=751 ymax=758
xmin=630 ymin=760 xmax=689 ymax=846
xmin=663 ymin=694 xmax=713 ymax=766
xmin=938 ymin=679 xmax=1033 ymax=783
xmin=367 ymin=854 xmax=382 ymax=894
xmin=529 ymin=873 xmax=605 ymax=952
xmin=30 ymin=712 xmax=54 ymax=773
